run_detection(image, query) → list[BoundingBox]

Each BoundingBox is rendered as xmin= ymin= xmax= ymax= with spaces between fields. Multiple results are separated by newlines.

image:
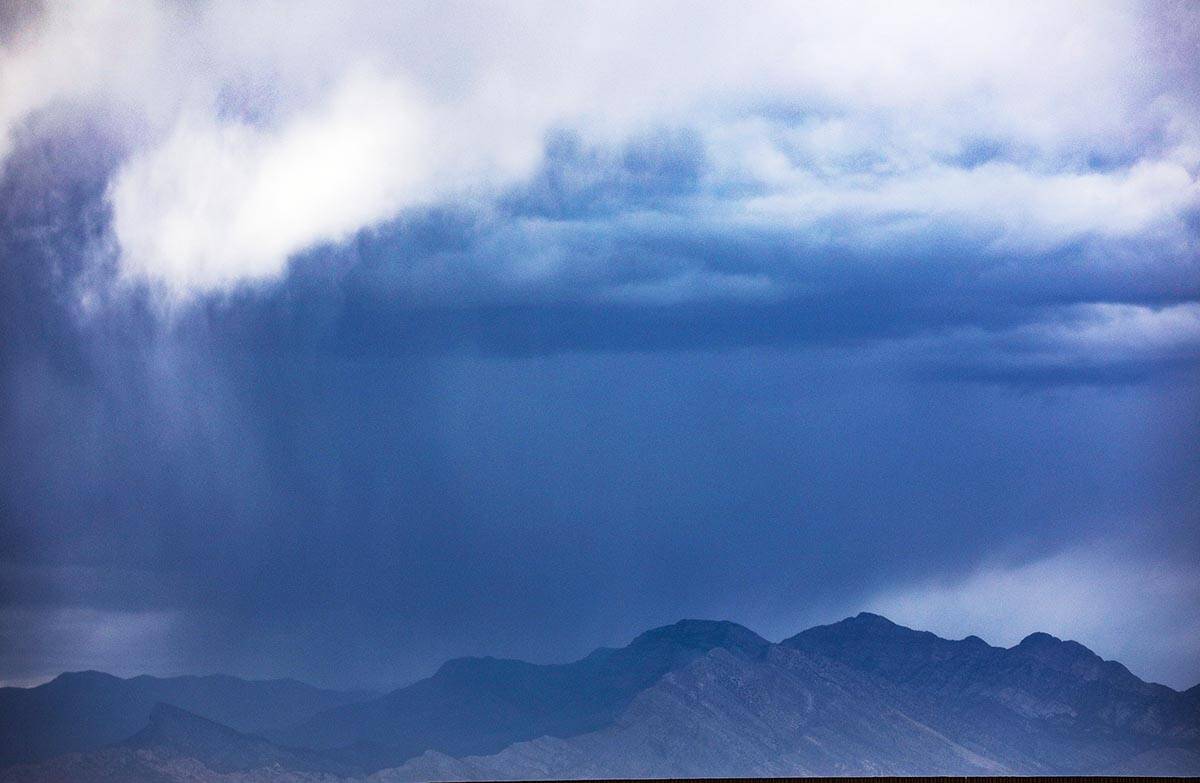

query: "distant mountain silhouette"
xmin=0 ymin=702 xmax=358 ymax=783
xmin=275 ymin=618 xmax=770 ymax=768
xmin=0 ymin=670 xmax=374 ymax=767
xmin=2 ymin=614 xmax=1197 ymax=780
xmin=368 ymin=617 xmax=1200 ymax=779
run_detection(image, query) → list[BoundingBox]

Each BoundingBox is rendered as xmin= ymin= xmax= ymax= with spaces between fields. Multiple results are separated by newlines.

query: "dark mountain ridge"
xmin=0 ymin=669 xmax=375 ymax=767
xmin=786 ymin=612 xmax=1185 ymax=714
xmin=784 ymin=613 xmax=1198 ymax=772
xmin=275 ymin=618 xmax=771 ymax=768
xmin=0 ymin=702 xmax=359 ymax=783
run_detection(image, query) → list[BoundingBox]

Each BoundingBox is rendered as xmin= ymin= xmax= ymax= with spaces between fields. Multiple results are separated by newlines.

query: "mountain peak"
xmin=1014 ymin=632 xmax=1098 ymax=663
xmin=788 ymin=612 xmax=923 ymax=644
xmin=852 ymin=611 xmax=898 ymax=625
xmin=628 ymin=619 xmax=769 ymax=654
xmin=51 ymin=670 xmax=120 ymax=684
xmin=1012 ymin=632 xmax=1149 ymax=688
xmin=1016 ymin=631 xmax=1061 ymax=648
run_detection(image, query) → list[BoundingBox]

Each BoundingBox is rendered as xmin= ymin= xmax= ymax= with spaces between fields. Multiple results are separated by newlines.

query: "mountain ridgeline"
xmin=0 ymin=670 xmax=376 ymax=768
xmin=2 ymin=614 xmax=1197 ymax=781
xmin=276 ymin=619 xmax=771 ymax=767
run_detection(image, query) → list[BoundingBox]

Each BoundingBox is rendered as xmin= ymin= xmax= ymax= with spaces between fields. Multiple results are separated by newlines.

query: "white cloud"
xmin=894 ymin=302 xmax=1200 ymax=374
xmin=724 ymin=157 xmax=1200 ymax=250
xmin=108 ymin=68 xmax=434 ymax=295
xmin=1036 ymin=302 xmax=1200 ymax=360
xmin=865 ymin=543 xmax=1200 ymax=689
xmin=2 ymin=1 xmax=1197 ymax=297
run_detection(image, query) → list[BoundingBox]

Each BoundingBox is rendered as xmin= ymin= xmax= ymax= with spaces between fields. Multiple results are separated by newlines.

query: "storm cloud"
xmin=1 ymin=1 xmax=1198 ymax=690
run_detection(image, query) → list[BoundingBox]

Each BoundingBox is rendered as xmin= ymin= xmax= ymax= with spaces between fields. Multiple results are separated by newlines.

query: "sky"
xmin=0 ymin=0 xmax=1198 ymax=691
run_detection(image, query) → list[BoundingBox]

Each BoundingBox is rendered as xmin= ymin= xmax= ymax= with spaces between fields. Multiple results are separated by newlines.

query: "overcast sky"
xmin=1 ymin=0 xmax=1198 ymax=691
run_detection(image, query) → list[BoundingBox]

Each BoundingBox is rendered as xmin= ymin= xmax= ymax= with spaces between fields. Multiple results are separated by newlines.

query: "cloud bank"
xmin=2 ymin=1 xmax=1197 ymax=302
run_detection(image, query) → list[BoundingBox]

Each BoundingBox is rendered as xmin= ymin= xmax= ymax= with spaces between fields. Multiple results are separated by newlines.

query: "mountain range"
xmin=0 ymin=670 xmax=375 ymax=768
xmin=2 ymin=613 xmax=1197 ymax=780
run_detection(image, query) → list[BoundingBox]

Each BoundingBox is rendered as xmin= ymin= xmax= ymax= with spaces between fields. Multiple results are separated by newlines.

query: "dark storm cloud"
xmin=2 ymin=1 xmax=1199 ymax=691
xmin=2 ymin=110 xmax=1199 ymax=690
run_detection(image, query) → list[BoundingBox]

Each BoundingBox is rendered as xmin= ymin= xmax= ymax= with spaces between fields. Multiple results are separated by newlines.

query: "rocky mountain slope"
xmin=374 ymin=644 xmax=1010 ymax=780
xmin=785 ymin=612 xmax=1200 ymax=771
